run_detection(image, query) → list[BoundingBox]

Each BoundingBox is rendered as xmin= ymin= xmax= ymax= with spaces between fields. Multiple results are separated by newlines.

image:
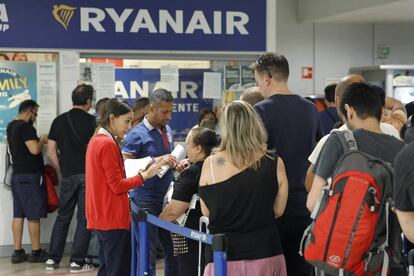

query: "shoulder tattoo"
xmin=215 ymin=157 xmax=226 ymax=167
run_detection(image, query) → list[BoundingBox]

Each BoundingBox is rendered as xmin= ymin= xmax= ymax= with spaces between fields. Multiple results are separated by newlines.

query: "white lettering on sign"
xmin=80 ymin=8 xmax=250 ymax=35
xmin=81 ymin=8 xmax=105 ymax=32
xmin=114 ymin=80 xmax=201 ymax=113
xmin=173 ymin=103 xmax=199 ymax=113
xmin=114 ymin=81 xmax=150 ymax=99
xmin=0 ymin=4 xmax=10 ymax=32
xmin=106 ymin=8 xmax=133 ymax=33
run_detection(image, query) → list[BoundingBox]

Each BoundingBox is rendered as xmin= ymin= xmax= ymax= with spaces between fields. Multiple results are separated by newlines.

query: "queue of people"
xmin=5 ymin=51 xmax=414 ymax=276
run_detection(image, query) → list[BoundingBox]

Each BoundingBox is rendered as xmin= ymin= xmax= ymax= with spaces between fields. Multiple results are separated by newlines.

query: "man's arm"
xmin=307 ymin=175 xmax=327 ymax=212
xmin=47 ymin=139 xmax=60 ymax=171
xmin=395 ymin=210 xmax=414 ymax=243
xmin=25 ymin=134 xmax=47 ymax=155
xmin=306 ymin=134 xmax=342 ymax=212
xmin=305 ymin=164 xmax=315 ymax=192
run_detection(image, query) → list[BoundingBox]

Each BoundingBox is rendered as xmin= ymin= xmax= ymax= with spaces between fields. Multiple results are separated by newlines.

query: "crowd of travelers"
xmin=6 ymin=52 xmax=414 ymax=276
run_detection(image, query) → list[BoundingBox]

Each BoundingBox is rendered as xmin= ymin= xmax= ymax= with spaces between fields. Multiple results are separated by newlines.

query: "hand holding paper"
xmin=158 ymin=144 xmax=186 ymax=178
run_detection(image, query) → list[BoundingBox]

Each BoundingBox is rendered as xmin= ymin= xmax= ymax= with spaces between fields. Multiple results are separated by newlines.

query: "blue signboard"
xmin=0 ymin=1 xmax=266 ymax=52
xmin=115 ymin=68 xmax=213 ymax=140
xmin=0 ymin=62 xmax=37 ymax=141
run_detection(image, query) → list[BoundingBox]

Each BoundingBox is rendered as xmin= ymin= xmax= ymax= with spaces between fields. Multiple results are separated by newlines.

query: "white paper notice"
xmin=203 ymin=72 xmax=222 ymax=99
xmin=36 ymin=62 xmax=57 ymax=135
xmin=158 ymin=144 xmax=186 ymax=178
xmin=59 ymin=51 xmax=79 ymax=112
xmin=96 ymin=63 xmax=115 ymax=100
xmin=124 ymin=157 xmax=153 ymax=178
xmin=59 ymin=51 xmax=80 ymax=81
xmin=160 ymin=65 xmax=179 ymax=92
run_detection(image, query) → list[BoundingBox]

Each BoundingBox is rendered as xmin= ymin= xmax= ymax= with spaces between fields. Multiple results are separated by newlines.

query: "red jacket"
xmin=86 ymin=134 xmax=143 ymax=230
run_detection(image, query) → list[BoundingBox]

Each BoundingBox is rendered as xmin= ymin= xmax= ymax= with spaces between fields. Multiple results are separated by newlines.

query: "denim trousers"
xmin=132 ymin=199 xmax=177 ymax=276
xmin=48 ymin=174 xmax=91 ymax=263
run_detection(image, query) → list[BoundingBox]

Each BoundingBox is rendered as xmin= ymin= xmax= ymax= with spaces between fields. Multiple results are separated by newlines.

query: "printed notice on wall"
xmin=36 ymin=62 xmax=57 ymax=135
xmin=203 ymin=72 xmax=222 ymax=99
xmin=225 ymin=65 xmax=241 ymax=91
xmin=96 ymin=63 xmax=115 ymax=100
xmin=160 ymin=65 xmax=179 ymax=92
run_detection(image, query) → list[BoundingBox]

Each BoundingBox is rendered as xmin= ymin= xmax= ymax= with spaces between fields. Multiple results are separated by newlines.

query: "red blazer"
xmin=86 ymin=134 xmax=143 ymax=230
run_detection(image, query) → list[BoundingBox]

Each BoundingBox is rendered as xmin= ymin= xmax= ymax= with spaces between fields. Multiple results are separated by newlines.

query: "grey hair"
xmin=150 ymin=89 xmax=173 ymax=106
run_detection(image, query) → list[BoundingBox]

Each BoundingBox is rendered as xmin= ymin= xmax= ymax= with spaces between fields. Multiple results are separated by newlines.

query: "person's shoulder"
xmin=379 ymin=122 xmax=400 ymax=138
xmin=396 ymin=143 xmax=414 ymax=165
xmin=254 ymin=97 xmax=273 ymax=109
xmin=187 ymin=161 xmax=203 ymax=174
xmin=92 ymin=134 xmax=117 ymax=149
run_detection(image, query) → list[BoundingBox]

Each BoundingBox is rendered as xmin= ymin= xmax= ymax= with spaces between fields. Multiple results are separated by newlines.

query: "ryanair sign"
xmin=0 ymin=0 xmax=266 ymax=52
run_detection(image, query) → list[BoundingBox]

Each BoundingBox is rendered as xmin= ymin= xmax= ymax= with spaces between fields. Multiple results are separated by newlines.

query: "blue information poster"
xmin=0 ymin=62 xmax=37 ymax=142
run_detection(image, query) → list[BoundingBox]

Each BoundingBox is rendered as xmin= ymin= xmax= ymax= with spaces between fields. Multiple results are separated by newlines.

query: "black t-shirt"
xmin=199 ymin=155 xmax=283 ymax=262
xmin=48 ymin=108 xmax=96 ymax=177
xmin=393 ymin=143 xmax=414 ymax=212
xmin=255 ymin=94 xmax=322 ymax=216
xmin=172 ymin=161 xmax=203 ymax=230
xmin=7 ymin=120 xmax=44 ymax=173
xmin=314 ymin=129 xmax=405 ymax=180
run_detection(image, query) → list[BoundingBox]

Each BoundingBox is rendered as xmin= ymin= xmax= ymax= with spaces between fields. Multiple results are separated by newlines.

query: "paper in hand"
xmin=124 ymin=157 xmax=152 ymax=178
xmin=157 ymin=144 xmax=187 ymax=178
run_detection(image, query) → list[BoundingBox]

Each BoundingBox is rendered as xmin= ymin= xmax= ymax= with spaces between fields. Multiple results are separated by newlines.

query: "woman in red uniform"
xmin=86 ymin=99 xmax=164 ymax=276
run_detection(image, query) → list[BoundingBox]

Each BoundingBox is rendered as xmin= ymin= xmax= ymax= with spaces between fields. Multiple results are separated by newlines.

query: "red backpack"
xmin=299 ymin=130 xmax=401 ymax=276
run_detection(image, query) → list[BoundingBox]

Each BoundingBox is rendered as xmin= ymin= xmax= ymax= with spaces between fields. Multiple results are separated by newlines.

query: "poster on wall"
xmin=0 ymin=62 xmax=37 ymax=142
xmin=115 ymin=68 xmax=213 ymax=141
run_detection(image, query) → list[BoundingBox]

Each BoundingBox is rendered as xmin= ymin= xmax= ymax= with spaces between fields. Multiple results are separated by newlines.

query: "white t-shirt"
xmin=308 ymin=123 xmax=401 ymax=164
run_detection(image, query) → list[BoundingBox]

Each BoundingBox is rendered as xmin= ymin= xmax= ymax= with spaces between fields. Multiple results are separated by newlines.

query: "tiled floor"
xmin=0 ymin=256 xmax=165 ymax=276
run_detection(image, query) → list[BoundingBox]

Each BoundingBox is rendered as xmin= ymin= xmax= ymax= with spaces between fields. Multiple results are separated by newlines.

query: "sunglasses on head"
xmin=256 ymin=57 xmax=273 ymax=79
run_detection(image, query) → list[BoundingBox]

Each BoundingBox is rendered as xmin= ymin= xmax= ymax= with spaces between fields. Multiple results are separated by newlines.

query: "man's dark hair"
xmin=324 ymin=84 xmax=337 ymax=103
xmin=198 ymin=109 xmax=216 ymax=125
xmin=149 ymin=89 xmax=173 ymax=106
xmin=372 ymin=85 xmax=386 ymax=107
xmin=340 ymin=83 xmax=382 ymax=121
xmin=18 ymin=99 xmax=39 ymax=114
xmin=133 ymin=97 xmax=150 ymax=112
xmin=250 ymin=52 xmax=289 ymax=81
xmin=72 ymin=84 xmax=94 ymax=105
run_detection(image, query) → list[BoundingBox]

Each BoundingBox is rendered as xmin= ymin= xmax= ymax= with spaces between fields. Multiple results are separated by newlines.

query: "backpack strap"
xmin=333 ymin=129 xmax=358 ymax=153
xmin=66 ymin=112 xmax=87 ymax=150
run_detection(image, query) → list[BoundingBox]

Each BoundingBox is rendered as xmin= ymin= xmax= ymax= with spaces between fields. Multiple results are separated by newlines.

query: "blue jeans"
xmin=48 ymin=174 xmax=91 ymax=263
xmin=132 ymin=199 xmax=177 ymax=276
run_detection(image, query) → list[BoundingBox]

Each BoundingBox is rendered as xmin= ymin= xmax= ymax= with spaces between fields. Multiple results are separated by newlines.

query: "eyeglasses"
xmin=256 ymin=57 xmax=273 ymax=79
xmin=30 ymin=110 xmax=38 ymax=117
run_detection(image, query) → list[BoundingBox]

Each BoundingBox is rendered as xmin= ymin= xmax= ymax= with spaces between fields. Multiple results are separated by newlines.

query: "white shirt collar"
xmin=97 ymin=127 xmax=113 ymax=138
xmin=143 ymin=116 xmax=155 ymax=131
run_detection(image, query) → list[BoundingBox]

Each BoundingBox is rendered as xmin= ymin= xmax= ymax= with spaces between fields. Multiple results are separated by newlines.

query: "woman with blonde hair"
xmin=199 ymin=100 xmax=288 ymax=276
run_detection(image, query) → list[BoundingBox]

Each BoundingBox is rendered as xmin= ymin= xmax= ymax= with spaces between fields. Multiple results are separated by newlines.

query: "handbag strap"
xmin=66 ymin=112 xmax=87 ymax=150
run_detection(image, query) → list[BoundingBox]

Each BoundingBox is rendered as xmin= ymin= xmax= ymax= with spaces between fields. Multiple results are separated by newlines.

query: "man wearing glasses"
xmin=252 ymin=53 xmax=322 ymax=276
xmin=6 ymin=99 xmax=48 ymax=264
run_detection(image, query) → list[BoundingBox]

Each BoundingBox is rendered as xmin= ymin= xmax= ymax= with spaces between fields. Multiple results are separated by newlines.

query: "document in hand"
xmin=157 ymin=144 xmax=187 ymax=178
xmin=124 ymin=156 xmax=153 ymax=178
